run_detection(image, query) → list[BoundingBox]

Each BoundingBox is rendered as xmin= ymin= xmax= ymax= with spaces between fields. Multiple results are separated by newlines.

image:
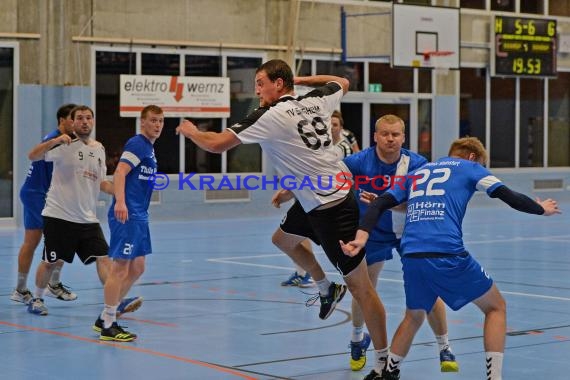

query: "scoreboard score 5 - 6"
xmin=491 ymin=16 xmax=557 ymax=77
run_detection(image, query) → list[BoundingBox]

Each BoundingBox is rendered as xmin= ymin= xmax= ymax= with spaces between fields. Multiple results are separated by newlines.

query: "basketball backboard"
xmin=392 ymin=4 xmax=460 ymax=69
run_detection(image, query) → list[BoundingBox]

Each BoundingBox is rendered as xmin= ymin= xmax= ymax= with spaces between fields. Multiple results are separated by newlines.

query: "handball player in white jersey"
xmin=177 ymin=59 xmax=390 ymax=372
xmin=26 ymin=105 xmax=113 ymax=316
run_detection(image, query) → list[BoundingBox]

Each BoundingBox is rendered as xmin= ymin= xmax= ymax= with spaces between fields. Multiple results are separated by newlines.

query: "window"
xmin=519 ymin=79 xmax=544 ymax=167
xmin=491 ymin=0 xmax=514 ymax=12
xmin=418 ymin=99 xmax=432 ymax=160
xmin=490 ymin=77 xmax=516 ymax=167
xmin=548 ymin=72 xmax=570 ymax=166
xmin=459 ymin=68 xmax=486 ymax=144
xmin=317 ymin=60 xmax=364 ymax=91
xmin=95 ymin=51 xmax=136 ymax=175
xmin=142 ymin=53 xmax=180 ymax=174
xmin=521 ymin=1 xmax=544 ymax=14
xmin=185 ymin=55 xmax=222 ymax=173
xmin=369 ymin=63 xmax=413 ymax=93
xmin=226 ymin=56 xmax=262 ymax=173
xmin=95 ymin=50 xmax=264 ymax=175
xmin=0 ymin=47 xmax=14 ymax=217
xmin=549 ymin=1 xmax=570 ymax=16
xmin=460 ymin=0 xmax=485 ymax=9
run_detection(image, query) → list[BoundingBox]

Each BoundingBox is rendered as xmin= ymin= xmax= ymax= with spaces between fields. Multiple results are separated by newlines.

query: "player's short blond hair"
xmin=375 ymin=114 xmax=405 ymax=133
xmin=448 ymin=136 xmax=488 ymax=165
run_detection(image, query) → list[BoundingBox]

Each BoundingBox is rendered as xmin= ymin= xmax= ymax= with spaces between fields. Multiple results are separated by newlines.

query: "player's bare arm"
xmin=113 ymin=162 xmax=131 ymax=223
xmin=294 ymin=75 xmax=350 ymax=94
xmin=28 ymin=134 xmax=72 ymax=161
xmin=176 ymin=119 xmax=241 ymax=153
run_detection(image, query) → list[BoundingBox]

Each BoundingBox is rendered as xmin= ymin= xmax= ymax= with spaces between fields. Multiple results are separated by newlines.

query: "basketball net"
xmin=423 ymin=50 xmax=454 ymax=75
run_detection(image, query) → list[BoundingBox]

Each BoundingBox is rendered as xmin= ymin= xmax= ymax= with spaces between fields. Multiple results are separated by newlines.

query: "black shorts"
xmin=42 ymin=216 xmax=109 ymax=265
xmin=279 ymin=200 xmax=321 ymax=245
xmin=289 ymin=191 xmax=365 ymax=276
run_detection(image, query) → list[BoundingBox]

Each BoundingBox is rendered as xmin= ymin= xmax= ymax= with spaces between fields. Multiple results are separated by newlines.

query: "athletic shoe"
xmin=305 ymin=282 xmax=347 ymax=320
xmin=10 ymin=288 xmax=33 ymax=304
xmin=363 ymin=369 xmax=382 ymax=380
xmin=117 ymin=296 xmax=143 ymax=317
xmin=100 ymin=322 xmax=136 ymax=342
xmin=350 ymin=332 xmax=371 ymax=371
xmin=381 ymin=369 xmax=401 ymax=380
xmin=46 ymin=282 xmax=77 ymax=301
xmin=281 ymin=271 xmax=303 ymax=286
xmin=27 ymin=298 xmax=48 ymax=316
xmin=93 ymin=317 xmax=104 ymax=333
xmin=297 ymin=273 xmax=315 ymax=288
xmin=440 ymin=347 xmax=459 ymax=372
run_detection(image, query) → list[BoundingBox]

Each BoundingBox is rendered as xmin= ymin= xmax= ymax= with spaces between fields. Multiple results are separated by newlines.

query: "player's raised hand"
xmin=359 ymin=190 xmax=377 ymax=204
xmin=536 ymin=197 xmax=561 ymax=216
xmin=57 ymin=134 xmax=73 ymax=145
xmin=175 ymin=119 xmax=198 ymax=138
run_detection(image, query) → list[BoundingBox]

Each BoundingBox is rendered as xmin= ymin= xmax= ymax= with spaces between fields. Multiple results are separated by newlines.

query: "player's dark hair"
xmin=56 ymin=103 xmax=77 ymax=123
xmin=256 ymin=59 xmax=294 ymax=91
xmin=70 ymin=105 xmax=94 ymax=120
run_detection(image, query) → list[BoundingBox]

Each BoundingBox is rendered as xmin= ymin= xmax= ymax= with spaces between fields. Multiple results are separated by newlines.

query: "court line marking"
xmin=208 ymin=256 xmax=570 ymax=301
xmin=0 ymin=320 xmax=257 ymax=380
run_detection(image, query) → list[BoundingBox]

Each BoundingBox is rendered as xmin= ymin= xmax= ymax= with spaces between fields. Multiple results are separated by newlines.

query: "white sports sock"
xmin=102 ymin=304 xmax=118 ymax=329
xmin=49 ymin=266 xmax=62 ymax=286
xmin=385 ymin=350 xmax=405 ymax=374
xmin=34 ymin=287 xmax=46 ymax=299
xmin=17 ymin=272 xmax=28 ymax=291
xmin=295 ymin=264 xmax=306 ymax=277
xmin=374 ymin=347 xmax=389 ymax=373
xmin=352 ymin=325 xmax=365 ymax=342
xmin=435 ymin=333 xmax=450 ymax=352
xmin=315 ymin=278 xmax=332 ymax=296
xmin=486 ymin=351 xmax=503 ymax=380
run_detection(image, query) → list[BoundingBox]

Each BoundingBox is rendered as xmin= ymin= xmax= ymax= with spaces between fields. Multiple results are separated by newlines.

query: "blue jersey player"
xmin=343 ymin=114 xmax=457 ymax=373
xmin=95 ymin=105 xmax=164 ymax=342
xmin=341 ymin=137 xmax=560 ymax=380
xmin=11 ymin=103 xmax=78 ymax=304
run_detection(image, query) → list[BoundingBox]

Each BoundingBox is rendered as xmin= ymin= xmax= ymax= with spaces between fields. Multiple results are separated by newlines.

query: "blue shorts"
xmin=402 ymin=253 xmax=493 ymax=312
xmin=108 ymin=219 xmax=152 ymax=260
xmin=365 ymin=239 xmax=398 ymax=265
xmin=20 ymin=192 xmax=46 ymax=229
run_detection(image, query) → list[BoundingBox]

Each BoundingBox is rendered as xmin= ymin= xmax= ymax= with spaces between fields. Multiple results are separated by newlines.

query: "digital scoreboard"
xmin=491 ymin=16 xmax=557 ymax=77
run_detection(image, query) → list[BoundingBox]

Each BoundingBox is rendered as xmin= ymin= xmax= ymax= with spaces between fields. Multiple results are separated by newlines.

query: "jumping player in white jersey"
xmin=341 ymin=137 xmax=560 ymax=380
xmin=177 ymin=59 xmax=390 ymax=369
xmin=93 ymin=105 xmax=164 ymax=342
xmin=276 ymin=110 xmax=352 ymax=289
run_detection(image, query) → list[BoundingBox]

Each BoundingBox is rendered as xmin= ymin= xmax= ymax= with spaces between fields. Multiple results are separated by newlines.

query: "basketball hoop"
xmin=422 ymin=50 xmax=455 ymax=75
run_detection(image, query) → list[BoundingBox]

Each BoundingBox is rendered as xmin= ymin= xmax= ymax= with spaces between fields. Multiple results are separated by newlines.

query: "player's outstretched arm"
xmin=294 ymin=75 xmax=350 ymax=94
xmin=490 ymin=185 xmax=560 ymax=215
xmin=176 ymin=119 xmax=240 ymax=153
xmin=28 ymin=134 xmax=72 ymax=161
